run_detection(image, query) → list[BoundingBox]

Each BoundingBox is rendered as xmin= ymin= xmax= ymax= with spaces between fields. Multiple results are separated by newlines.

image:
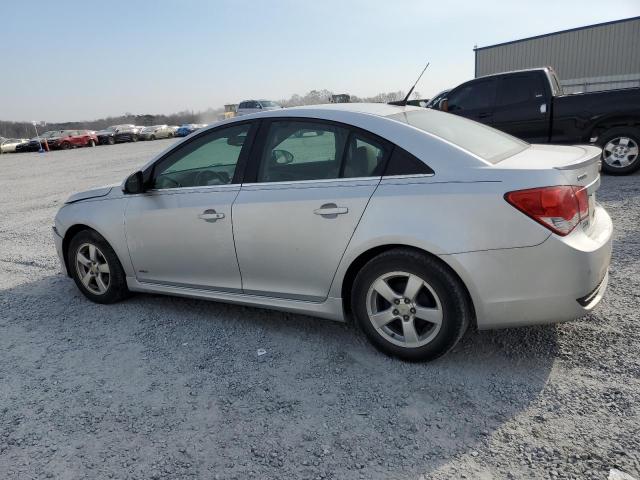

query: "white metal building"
xmin=474 ymin=17 xmax=640 ymax=93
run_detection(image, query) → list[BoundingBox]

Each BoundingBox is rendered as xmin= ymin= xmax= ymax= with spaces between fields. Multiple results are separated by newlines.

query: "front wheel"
xmin=60 ymin=142 xmax=71 ymax=150
xmin=131 ymin=135 xmax=138 ymax=143
xmin=599 ymin=127 xmax=640 ymax=175
xmin=351 ymin=249 xmax=471 ymax=361
xmin=68 ymin=230 xmax=130 ymax=304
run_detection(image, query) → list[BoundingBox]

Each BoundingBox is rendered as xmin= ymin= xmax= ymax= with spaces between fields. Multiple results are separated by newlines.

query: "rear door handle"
xmin=198 ymin=209 xmax=225 ymax=222
xmin=314 ymin=203 xmax=348 ymax=217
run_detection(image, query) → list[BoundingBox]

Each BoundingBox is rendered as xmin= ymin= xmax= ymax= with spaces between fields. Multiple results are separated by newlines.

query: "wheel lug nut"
xmin=403 ymin=315 xmax=409 ymax=321
xmin=404 ymin=298 xmax=411 ymax=304
xmin=410 ymin=308 xmax=416 ymax=314
xmin=393 ymin=309 xmax=399 ymax=315
xmin=394 ymin=299 xmax=400 ymax=305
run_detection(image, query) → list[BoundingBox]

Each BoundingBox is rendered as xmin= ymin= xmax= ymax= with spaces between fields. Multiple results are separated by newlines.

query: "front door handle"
xmin=198 ymin=209 xmax=225 ymax=222
xmin=314 ymin=203 xmax=348 ymax=218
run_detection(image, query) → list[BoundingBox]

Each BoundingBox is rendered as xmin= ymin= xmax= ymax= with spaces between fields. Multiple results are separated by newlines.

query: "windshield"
xmin=389 ymin=110 xmax=528 ymax=164
xmin=260 ymin=101 xmax=280 ymax=108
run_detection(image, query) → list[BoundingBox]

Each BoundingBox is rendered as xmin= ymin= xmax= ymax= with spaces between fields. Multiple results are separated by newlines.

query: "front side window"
xmin=448 ymin=79 xmax=496 ymax=111
xmin=153 ymin=123 xmax=251 ymax=189
xmin=257 ymin=121 xmax=349 ymax=182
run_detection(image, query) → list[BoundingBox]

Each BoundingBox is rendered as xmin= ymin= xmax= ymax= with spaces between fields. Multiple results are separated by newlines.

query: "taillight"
xmin=505 ymin=186 xmax=589 ymax=236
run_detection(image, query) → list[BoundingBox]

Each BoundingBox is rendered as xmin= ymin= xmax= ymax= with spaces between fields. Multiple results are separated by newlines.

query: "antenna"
xmin=400 ymin=62 xmax=430 ymax=106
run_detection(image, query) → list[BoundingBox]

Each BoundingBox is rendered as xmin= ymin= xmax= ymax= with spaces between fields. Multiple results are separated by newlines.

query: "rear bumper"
xmin=446 ymin=206 xmax=613 ymax=329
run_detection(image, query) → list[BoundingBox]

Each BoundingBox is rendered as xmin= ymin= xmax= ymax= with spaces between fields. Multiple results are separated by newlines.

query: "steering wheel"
xmin=195 ymin=170 xmax=229 ymax=186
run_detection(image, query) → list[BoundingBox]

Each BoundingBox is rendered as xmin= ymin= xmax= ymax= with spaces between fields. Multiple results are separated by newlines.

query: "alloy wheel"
xmin=603 ymin=136 xmax=639 ymax=168
xmin=75 ymin=243 xmax=111 ymax=295
xmin=366 ymin=271 xmax=443 ymax=348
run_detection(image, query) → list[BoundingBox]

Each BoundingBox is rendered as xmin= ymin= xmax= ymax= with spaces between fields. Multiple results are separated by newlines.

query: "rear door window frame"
xmin=242 ymin=117 xmax=394 ymax=184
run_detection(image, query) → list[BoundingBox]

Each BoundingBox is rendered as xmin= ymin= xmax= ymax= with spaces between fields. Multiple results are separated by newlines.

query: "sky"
xmin=1 ymin=0 xmax=638 ymax=122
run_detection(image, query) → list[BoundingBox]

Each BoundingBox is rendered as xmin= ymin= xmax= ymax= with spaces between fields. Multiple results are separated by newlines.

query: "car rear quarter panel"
xmin=329 ymin=174 xmax=551 ymax=299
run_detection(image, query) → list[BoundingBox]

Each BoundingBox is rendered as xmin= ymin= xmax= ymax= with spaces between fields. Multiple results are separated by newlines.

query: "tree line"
xmin=1 ymin=89 xmax=417 ymax=139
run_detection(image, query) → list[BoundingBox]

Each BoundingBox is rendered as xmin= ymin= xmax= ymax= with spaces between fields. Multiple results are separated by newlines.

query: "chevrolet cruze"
xmin=53 ymin=104 xmax=612 ymax=361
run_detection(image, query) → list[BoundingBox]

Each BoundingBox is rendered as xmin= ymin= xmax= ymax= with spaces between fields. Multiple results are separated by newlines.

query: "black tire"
xmin=351 ymin=248 xmax=471 ymax=362
xmin=150 ymin=134 xmax=156 ymax=141
xmin=131 ymin=135 xmax=138 ymax=143
xmin=88 ymin=139 xmax=95 ymax=147
xmin=68 ymin=229 xmax=130 ymax=304
xmin=60 ymin=142 xmax=71 ymax=150
xmin=107 ymin=136 xmax=115 ymax=145
xmin=598 ymin=127 xmax=640 ymax=175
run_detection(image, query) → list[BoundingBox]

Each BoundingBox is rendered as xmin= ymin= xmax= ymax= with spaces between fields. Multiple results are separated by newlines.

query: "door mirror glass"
xmin=124 ymin=171 xmax=145 ymax=194
xmin=272 ymin=149 xmax=294 ymax=164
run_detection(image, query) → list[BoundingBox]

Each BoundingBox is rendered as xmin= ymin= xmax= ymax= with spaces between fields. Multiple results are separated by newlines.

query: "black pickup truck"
xmin=436 ymin=67 xmax=640 ymax=175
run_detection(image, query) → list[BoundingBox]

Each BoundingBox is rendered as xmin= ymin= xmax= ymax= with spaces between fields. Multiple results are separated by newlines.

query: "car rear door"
xmin=232 ymin=119 xmax=390 ymax=301
xmin=446 ymin=77 xmax=497 ymax=126
xmin=491 ymin=72 xmax=551 ymax=143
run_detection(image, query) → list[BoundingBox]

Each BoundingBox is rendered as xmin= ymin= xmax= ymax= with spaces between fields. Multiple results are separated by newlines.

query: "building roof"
xmin=474 ymin=16 xmax=640 ymax=51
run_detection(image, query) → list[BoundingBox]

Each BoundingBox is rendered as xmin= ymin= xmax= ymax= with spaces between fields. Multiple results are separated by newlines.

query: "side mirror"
xmin=272 ymin=149 xmax=294 ymax=164
xmin=123 ymin=171 xmax=145 ymax=194
xmin=438 ymin=98 xmax=449 ymax=112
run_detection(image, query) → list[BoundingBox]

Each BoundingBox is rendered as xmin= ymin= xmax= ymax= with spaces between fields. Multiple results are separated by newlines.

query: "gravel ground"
xmin=0 ymin=142 xmax=638 ymax=480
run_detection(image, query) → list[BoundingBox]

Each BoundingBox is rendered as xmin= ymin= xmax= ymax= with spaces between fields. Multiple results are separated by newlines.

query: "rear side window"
xmin=342 ymin=134 xmax=387 ymax=178
xmin=497 ymin=74 xmax=545 ymax=106
xmin=389 ymin=110 xmax=527 ymax=164
xmin=384 ymin=147 xmax=434 ymax=176
xmin=257 ymin=121 xmax=348 ymax=182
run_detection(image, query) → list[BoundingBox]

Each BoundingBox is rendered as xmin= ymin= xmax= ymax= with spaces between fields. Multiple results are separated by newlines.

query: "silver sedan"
xmin=52 ymin=104 xmax=612 ymax=361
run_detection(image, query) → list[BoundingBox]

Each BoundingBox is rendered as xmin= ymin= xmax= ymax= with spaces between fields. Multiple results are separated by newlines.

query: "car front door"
xmin=124 ymin=122 xmax=255 ymax=291
xmin=491 ymin=72 xmax=551 ymax=143
xmin=233 ymin=119 xmax=390 ymax=301
xmin=446 ymin=78 xmax=497 ymax=126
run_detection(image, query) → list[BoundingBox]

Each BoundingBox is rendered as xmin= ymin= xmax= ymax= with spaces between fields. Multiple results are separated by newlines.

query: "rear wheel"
xmin=150 ymin=134 xmax=156 ymax=141
xmin=131 ymin=135 xmax=138 ymax=143
xmin=60 ymin=142 xmax=71 ymax=150
xmin=107 ymin=136 xmax=115 ymax=145
xmin=599 ymin=127 xmax=640 ymax=175
xmin=351 ymin=249 xmax=471 ymax=361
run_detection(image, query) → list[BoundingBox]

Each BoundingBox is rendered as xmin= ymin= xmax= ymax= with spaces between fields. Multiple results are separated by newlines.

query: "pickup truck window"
xmin=389 ymin=110 xmax=528 ymax=164
xmin=448 ymin=79 xmax=496 ymax=111
xmin=498 ymin=75 xmax=545 ymax=106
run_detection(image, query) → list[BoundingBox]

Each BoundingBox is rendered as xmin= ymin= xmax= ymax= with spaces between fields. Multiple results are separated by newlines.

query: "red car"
xmin=46 ymin=130 xmax=99 ymax=150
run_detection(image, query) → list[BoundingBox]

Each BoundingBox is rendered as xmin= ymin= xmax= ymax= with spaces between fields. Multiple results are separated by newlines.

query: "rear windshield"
xmin=389 ymin=110 xmax=528 ymax=164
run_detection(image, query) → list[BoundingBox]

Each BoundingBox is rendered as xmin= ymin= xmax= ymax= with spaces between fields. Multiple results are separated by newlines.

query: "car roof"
xmin=277 ymin=102 xmax=422 ymax=117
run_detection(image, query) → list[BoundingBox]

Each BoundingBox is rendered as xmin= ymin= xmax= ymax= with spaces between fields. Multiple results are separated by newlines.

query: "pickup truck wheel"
xmin=599 ymin=128 xmax=640 ymax=175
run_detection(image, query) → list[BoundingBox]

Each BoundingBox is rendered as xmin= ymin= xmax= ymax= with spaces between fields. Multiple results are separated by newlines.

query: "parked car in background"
xmin=139 ymin=125 xmax=175 ymax=140
xmin=46 ymin=130 xmax=98 ymax=150
xmin=1 ymin=138 xmax=29 ymax=153
xmin=96 ymin=125 xmax=142 ymax=144
xmin=236 ymin=99 xmax=282 ymax=116
xmin=175 ymin=124 xmax=206 ymax=137
xmin=168 ymin=126 xmax=179 ymax=136
xmin=15 ymin=131 xmax=58 ymax=152
xmin=53 ymin=103 xmax=611 ymax=362
xmin=436 ymin=67 xmax=640 ymax=175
